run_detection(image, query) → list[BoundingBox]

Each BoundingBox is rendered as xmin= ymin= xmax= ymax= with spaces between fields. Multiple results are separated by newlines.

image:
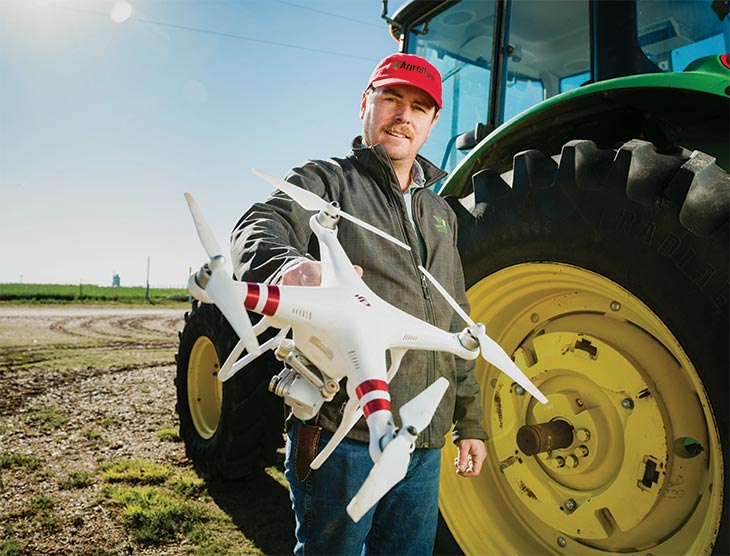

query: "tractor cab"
xmin=387 ymin=0 xmax=729 ymax=175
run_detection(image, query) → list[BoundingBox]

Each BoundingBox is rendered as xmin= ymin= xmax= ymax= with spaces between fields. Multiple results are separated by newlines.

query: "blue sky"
xmin=0 ymin=0 xmax=395 ymax=287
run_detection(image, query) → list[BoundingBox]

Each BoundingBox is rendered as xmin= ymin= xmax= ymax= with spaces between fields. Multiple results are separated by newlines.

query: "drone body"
xmin=235 ymin=211 xmax=479 ymax=464
xmin=184 ymin=169 xmax=548 ymax=521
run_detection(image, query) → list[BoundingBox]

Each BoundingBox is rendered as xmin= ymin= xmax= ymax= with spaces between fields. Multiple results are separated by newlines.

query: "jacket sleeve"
xmin=231 ymin=162 xmax=333 ymax=283
xmin=448 ymin=215 xmax=488 ymax=443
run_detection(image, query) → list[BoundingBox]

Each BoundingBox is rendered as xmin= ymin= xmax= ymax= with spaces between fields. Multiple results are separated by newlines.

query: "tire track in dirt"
xmin=49 ymin=315 xmax=175 ymax=343
xmin=0 ymin=306 xmax=186 ymax=416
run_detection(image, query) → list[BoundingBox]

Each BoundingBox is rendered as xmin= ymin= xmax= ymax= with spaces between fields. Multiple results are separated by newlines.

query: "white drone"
xmin=184 ymin=169 xmax=547 ymax=522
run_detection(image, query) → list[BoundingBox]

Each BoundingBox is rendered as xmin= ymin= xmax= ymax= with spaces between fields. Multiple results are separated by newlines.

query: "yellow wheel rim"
xmin=440 ymin=262 xmax=723 ymax=555
xmin=187 ymin=335 xmax=223 ymax=440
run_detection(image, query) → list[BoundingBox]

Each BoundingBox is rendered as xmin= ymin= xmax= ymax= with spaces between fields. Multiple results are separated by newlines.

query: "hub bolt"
xmin=565 ymin=455 xmax=579 ymax=468
xmin=576 ymin=428 xmax=591 ymax=442
xmin=621 ymin=397 xmax=634 ymax=410
xmin=551 ymin=456 xmax=566 ymax=468
xmin=514 ymin=385 xmax=525 ymax=395
xmin=564 ymin=498 xmax=577 ymax=512
xmin=557 ymin=536 xmax=567 ymax=548
xmin=575 ymin=445 xmax=589 ymax=457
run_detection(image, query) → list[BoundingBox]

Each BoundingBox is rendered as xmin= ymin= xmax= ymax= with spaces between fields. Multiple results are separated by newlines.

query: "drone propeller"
xmin=418 ymin=266 xmax=548 ymax=404
xmin=185 ymin=193 xmax=259 ymax=356
xmin=251 ymin=168 xmax=411 ymax=251
xmin=185 ymin=192 xmax=225 ymax=259
xmin=347 ymin=377 xmax=449 ymax=522
xmin=400 ymin=376 xmax=450 ymax=433
xmin=469 ymin=323 xmax=546 ymax=403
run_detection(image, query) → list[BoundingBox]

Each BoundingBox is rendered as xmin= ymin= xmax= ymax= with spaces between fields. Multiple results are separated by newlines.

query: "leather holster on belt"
xmin=294 ymin=422 xmax=322 ymax=482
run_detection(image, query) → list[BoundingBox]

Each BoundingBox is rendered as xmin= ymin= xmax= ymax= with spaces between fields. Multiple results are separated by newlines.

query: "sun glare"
xmin=110 ymin=1 xmax=132 ymax=23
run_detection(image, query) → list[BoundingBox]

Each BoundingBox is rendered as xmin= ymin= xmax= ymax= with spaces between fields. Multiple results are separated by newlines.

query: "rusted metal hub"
xmin=516 ymin=419 xmax=574 ymax=455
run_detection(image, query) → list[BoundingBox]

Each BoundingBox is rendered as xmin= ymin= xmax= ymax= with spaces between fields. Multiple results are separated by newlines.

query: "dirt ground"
xmin=0 ymin=305 xmax=293 ymax=555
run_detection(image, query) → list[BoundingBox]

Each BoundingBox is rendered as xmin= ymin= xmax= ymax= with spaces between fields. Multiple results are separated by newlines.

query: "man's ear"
xmin=359 ymin=91 xmax=368 ymax=120
xmin=427 ymin=110 xmax=440 ymax=136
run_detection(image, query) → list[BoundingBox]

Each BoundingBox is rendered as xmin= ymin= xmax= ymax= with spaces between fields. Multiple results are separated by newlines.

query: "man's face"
xmin=360 ymin=84 xmax=439 ymax=165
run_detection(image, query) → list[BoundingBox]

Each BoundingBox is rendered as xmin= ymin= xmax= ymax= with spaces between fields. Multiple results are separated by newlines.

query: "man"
xmin=232 ymin=53 xmax=487 ymax=555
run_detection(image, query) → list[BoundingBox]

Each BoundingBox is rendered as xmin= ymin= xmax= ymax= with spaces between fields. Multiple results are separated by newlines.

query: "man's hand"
xmin=454 ymin=438 xmax=486 ymax=477
xmin=281 ymin=260 xmax=363 ymax=287
xmin=282 ymin=260 xmax=322 ymax=286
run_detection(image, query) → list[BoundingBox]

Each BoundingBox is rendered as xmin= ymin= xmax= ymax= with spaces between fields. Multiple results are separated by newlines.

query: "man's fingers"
xmin=459 ymin=453 xmax=472 ymax=470
xmin=453 ymin=454 xmax=473 ymax=475
xmin=300 ymin=266 xmax=321 ymax=285
xmin=455 ymin=439 xmax=486 ymax=477
xmin=282 ymin=261 xmax=322 ymax=286
xmin=470 ymin=454 xmax=484 ymax=475
xmin=283 ymin=262 xmax=361 ymax=286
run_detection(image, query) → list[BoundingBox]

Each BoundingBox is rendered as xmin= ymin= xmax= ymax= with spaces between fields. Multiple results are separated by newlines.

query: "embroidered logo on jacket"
xmin=433 ymin=215 xmax=448 ymax=233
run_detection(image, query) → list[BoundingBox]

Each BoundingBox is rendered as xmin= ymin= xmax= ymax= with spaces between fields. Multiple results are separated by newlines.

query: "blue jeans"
xmin=285 ymin=422 xmax=441 ymax=556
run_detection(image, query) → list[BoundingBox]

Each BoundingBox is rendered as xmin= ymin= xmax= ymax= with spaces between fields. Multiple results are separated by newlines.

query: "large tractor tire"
xmin=440 ymin=139 xmax=728 ymax=555
xmin=175 ymin=302 xmax=284 ymax=479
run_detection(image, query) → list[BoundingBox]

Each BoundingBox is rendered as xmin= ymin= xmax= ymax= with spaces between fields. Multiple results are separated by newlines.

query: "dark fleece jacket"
xmin=231 ymin=137 xmax=486 ymax=448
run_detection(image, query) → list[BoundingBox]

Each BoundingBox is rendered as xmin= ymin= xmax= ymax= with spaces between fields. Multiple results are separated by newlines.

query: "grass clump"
xmin=30 ymin=493 xmax=55 ymax=511
xmin=12 ymin=494 xmax=62 ymax=533
xmin=0 ymin=452 xmax=42 ymax=471
xmin=186 ymin=515 xmax=259 ymax=555
xmin=39 ymin=514 xmax=61 ymax=533
xmin=27 ymin=405 xmax=67 ymax=431
xmin=169 ymin=472 xmax=206 ymax=498
xmin=156 ymin=427 xmax=181 ymax=443
xmin=105 ymin=485 xmax=207 ymax=544
xmin=100 ymin=417 xmax=117 ymax=429
xmin=59 ymin=470 xmax=93 ymax=490
xmin=101 ymin=459 xmax=172 ymax=485
xmin=0 ymin=538 xmax=24 ymax=556
xmin=100 ymin=459 xmax=211 ymax=547
xmin=81 ymin=429 xmax=102 ymax=441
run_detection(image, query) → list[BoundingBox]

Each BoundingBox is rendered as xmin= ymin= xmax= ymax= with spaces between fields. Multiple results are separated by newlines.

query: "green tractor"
xmin=175 ymin=0 xmax=729 ymax=553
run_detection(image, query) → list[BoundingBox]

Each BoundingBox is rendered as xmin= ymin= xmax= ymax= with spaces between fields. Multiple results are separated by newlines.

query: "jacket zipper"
xmin=411 ymin=189 xmax=438 ymax=448
xmin=380 ymin=156 xmax=440 ymax=449
xmin=420 ymin=274 xmax=431 ymax=300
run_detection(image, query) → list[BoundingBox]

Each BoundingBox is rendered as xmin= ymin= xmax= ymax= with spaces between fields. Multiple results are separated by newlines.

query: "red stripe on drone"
xmin=355 ymin=379 xmax=388 ymax=399
xmin=262 ymin=285 xmax=280 ymax=316
xmin=242 ymin=284 xmax=280 ymax=316
xmin=244 ymin=283 xmax=260 ymax=311
xmin=362 ymin=398 xmax=391 ymax=418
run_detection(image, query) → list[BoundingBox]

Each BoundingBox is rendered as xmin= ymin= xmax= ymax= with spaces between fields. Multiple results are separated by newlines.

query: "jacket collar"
xmin=349 ymin=136 xmax=447 ymax=189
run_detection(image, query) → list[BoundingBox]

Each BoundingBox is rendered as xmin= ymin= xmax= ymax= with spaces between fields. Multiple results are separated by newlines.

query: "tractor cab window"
xmin=406 ymin=0 xmax=493 ymax=174
xmin=636 ymin=0 xmax=730 ymax=71
xmin=502 ymin=0 xmax=590 ymax=121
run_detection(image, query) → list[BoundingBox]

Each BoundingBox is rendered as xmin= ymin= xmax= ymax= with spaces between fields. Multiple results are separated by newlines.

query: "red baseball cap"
xmin=366 ymin=53 xmax=442 ymax=110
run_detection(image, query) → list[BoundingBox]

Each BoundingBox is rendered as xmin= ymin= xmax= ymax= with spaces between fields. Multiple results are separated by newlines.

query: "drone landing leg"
xmin=367 ymin=410 xmax=395 ymax=464
xmin=310 ymin=398 xmax=361 ymax=469
xmin=355 ymin=382 xmax=394 ymax=462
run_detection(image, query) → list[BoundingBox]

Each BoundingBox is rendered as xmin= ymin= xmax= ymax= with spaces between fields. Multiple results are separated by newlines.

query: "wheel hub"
xmin=496 ymin=331 xmax=667 ymax=539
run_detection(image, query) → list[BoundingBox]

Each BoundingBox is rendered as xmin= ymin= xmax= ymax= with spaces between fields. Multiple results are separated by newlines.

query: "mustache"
xmin=382 ymin=125 xmax=413 ymax=139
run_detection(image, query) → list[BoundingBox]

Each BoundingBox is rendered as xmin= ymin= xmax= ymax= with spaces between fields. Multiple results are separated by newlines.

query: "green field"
xmin=0 ymin=283 xmax=189 ymax=304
